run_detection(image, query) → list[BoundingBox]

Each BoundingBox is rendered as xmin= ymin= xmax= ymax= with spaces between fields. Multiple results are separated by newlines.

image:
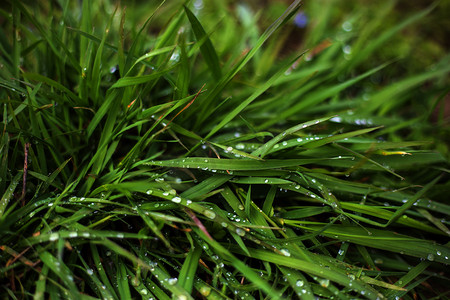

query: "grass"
xmin=0 ymin=0 xmax=449 ymax=299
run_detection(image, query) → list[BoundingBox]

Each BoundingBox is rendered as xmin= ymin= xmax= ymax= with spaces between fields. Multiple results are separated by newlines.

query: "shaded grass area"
xmin=0 ymin=0 xmax=449 ymax=299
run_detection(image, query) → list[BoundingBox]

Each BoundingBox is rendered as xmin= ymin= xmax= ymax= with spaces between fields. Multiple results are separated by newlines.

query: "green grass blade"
xmin=184 ymin=5 xmax=221 ymax=81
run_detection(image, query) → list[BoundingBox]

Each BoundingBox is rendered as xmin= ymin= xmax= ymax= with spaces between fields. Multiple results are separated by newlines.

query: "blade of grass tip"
xmin=175 ymin=33 xmax=190 ymax=99
xmin=118 ymin=6 xmax=126 ymax=77
xmin=252 ymin=116 xmax=332 ymax=158
xmin=178 ymin=242 xmax=202 ymax=294
xmin=385 ymin=261 xmax=430 ymax=298
xmin=0 ymin=173 xmax=21 ymax=219
xmin=417 ymin=208 xmax=450 ymax=235
xmin=111 ymin=64 xmax=176 ymax=88
xmin=210 ymin=142 xmax=263 ymax=161
xmin=333 ymin=143 xmax=404 ymax=180
xmin=184 ymin=5 xmax=221 ymax=81
xmin=124 ymin=46 xmax=176 ymax=77
xmin=194 ymin=0 xmax=303 ymax=128
xmin=220 ymin=186 xmax=247 ymax=220
xmin=384 ymin=175 xmax=441 ymax=228
xmin=90 ymin=6 xmax=117 ymax=106
xmin=41 ymin=158 xmax=71 ymax=193
xmin=262 ymin=186 xmax=277 ymax=216
xmin=303 ymin=126 xmax=382 ymax=149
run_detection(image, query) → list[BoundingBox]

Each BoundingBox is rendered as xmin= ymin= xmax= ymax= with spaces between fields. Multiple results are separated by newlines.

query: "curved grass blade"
xmin=145 ymin=157 xmax=325 ymax=170
xmin=252 ymin=116 xmax=332 ymax=158
xmin=184 ymin=5 xmax=221 ymax=81
xmin=0 ymin=173 xmax=21 ymax=219
xmin=299 ymin=224 xmax=450 ymax=264
xmin=178 ymin=245 xmax=202 ymax=294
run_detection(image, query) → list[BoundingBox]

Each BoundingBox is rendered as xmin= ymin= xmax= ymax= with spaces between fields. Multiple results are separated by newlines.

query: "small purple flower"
xmin=294 ymin=11 xmax=308 ymax=28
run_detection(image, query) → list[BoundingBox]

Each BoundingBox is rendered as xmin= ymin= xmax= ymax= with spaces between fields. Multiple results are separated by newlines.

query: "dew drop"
xmin=342 ymin=21 xmax=353 ymax=32
xmin=374 ymin=258 xmax=383 ymax=264
xmin=296 ymin=280 xmax=304 ymax=287
xmin=319 ymin=278 xmax=330 ymax=287
xmin=236 ymin=228 xmax=245 ymax=236
xmin=49 ymin=233 xmax=59 ymax=241
xmin=200 ymin=286 xmax=211 ymax=296
xmin=204 ymin=210 xmax=216 ymax=219
xmin=280 ymin=249 xmax=291 ymax=257
xmin=171 ymin=197 xmax=181 ymax=203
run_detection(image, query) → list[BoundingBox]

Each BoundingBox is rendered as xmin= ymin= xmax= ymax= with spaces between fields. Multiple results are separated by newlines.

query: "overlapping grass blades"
xmin=1 ymin=0 xmax=449 ymax=299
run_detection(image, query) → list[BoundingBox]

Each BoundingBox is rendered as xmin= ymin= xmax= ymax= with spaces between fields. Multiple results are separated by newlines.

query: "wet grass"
xmin=0 ymin=0 xmax=449 ymax=299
